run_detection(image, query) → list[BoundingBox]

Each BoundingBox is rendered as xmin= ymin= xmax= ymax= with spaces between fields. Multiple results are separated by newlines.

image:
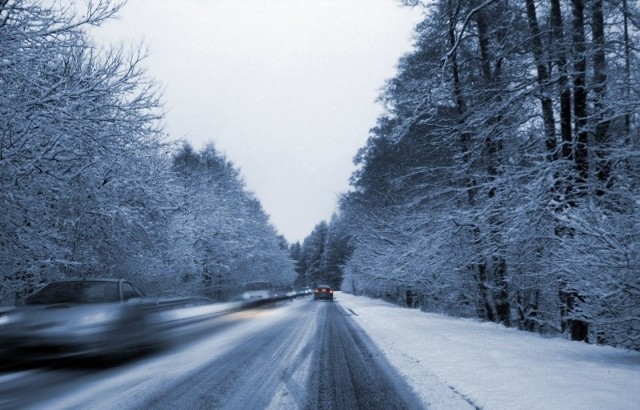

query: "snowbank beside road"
xmin=336 ymin=292 xmax=640 ymax=410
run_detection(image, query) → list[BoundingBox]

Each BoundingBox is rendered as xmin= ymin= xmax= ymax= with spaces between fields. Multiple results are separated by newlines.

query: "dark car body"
xmin=0 ymin=278 xmax=152 ymax=360
xmin=314 ymin=285 xmax=334 ymax=301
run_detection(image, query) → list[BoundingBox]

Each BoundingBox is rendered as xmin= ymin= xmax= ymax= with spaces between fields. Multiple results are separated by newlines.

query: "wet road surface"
xmin=0 ymin=297 xmax=424 ymax=409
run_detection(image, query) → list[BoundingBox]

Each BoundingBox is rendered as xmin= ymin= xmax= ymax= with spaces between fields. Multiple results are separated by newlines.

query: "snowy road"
xmin=0 ymin=297 xmax=423 ymax=410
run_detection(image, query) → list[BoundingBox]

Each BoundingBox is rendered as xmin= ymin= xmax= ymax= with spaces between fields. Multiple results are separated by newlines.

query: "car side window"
xmin=122 ymin=283 xmax=140 ymax=301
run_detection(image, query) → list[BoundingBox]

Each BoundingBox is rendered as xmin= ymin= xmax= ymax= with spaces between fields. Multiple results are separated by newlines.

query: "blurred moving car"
xmin=283 ymin=285 xmax=297 ymax=299
xmin=0 ymin=278 xmax=153 ymax=360
xmin=239 ymin=281 xmax=275 ymax=305
xmin=314 ymin=285 xmax=334 ymax=301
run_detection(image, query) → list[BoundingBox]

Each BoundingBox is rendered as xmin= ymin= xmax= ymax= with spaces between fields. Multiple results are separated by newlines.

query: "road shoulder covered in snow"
xmin=336 ymin=292 xmax=640 ymax=410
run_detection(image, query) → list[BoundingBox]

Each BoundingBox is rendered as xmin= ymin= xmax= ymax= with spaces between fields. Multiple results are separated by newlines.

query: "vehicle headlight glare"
xmin=78 ymin=311 xmax=115 ymax=326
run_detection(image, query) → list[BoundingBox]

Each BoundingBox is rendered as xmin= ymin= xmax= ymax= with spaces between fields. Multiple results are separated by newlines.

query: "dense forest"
xmin=0 ymin=1 xmax=295 ymax=303
xmin=2 ymin=0 xmax=639 ymax=351
xmin=301 ymin=0 xmax=640 ymax=351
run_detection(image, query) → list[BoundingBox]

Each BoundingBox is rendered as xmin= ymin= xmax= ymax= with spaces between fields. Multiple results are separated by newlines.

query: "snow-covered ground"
xmin=336 ymin=292 xmax=640 ymax=410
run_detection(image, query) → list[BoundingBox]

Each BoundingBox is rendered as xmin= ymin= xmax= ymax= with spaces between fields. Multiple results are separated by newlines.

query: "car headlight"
xmin=0 ymin=310 xmax=19 ymax=326
xmin=77 ymin=311 xmax=119 ymax=326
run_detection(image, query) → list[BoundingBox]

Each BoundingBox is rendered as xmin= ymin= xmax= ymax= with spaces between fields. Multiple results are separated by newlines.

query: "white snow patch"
xmin=336 ymin=292 xmax=640 ymax=410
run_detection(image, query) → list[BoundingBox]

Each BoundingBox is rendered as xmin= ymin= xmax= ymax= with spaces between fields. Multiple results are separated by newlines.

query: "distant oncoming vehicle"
xmin=0 ymin=278 xmax=153 ymax=360
xmin=314 ymin=285 xmax=334 ymax=301
xmin=239 ymin=281 xmax=275 ymax=305
xmin=284 ymin=285 xmax=297 ymax=299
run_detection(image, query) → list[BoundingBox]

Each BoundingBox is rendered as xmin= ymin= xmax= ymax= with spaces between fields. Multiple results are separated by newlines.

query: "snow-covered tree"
xmin=0 ymin=1 xmax=296 ymax=303
xmin=169 ymin=143 xmax=296 ymax=299
xmin=336 ymin=0 xmax=640 ymax=350
xmin=0 ymin=0 xmax=175 ymax=301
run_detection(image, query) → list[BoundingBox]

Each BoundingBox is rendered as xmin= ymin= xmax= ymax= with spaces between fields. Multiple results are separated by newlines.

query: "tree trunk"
xmin=476 ymin=7 xmax=510 ymax=327
xmin=517 ymin=289 xmax=540 ymax=332
xmin=572 ymin=0 xmax=589 ymax=187
xmin=525 ymin=0 xmax=557 ymax=159
xmin=622 ymin=0 xmax=632 ymax=137
xmin=476 ymin=255 xmax=497 ymax=323
xmin=550 ymin=0 xmax=573 ymax=162
xmin=493 ymin=256 xmax=510 ymax=326
xmin=591 ymin=0 xmax=611 ymax=194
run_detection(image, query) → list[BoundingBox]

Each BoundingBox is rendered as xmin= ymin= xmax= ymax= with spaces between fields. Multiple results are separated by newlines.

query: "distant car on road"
xmin=314 ymin=285 xmax=334 ymax=301
xmin=239 ymin=281 xmax=275 ymax=305
xmin=0 ymin=278 xmax=153 ymax=361
xmin=283 ymin=285 xmax=297 ymax=299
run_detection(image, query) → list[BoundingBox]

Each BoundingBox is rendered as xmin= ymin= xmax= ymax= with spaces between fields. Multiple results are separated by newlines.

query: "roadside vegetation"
xmin=306 ymin=0 xmax=640 ymax=351
xmin=0 ymin=0 xmax=295 ymax=303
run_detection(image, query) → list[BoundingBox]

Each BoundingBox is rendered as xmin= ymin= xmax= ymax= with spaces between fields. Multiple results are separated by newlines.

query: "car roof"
xmin=48 ymin=278 xmax=125 ymax=283
xmin=316 ymin=284 xmax=331 ymax=288
xmin=242 ymin=281 xmax=273 ymax=290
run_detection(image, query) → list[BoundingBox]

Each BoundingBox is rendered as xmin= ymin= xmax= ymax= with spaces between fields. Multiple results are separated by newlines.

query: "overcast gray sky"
xmin=94 ymin=0 xmax=423 ymax=243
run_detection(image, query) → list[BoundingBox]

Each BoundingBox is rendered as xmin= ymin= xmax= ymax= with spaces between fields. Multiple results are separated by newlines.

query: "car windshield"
xmin=25 ymin=281 xmax=120 ymax=305
xmin=243 ymin=281 xmax=271 ymax=291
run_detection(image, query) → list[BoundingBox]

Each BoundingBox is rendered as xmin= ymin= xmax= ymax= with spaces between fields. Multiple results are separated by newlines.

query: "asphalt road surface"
xmin=0 ymin=296 xmax=424 ymax=410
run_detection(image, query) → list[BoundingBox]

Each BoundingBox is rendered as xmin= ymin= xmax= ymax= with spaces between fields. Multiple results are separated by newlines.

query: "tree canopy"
xmin=320 ymin=0 xmax=640 ymax=350
xmin=0 ymin=0 xmax=295 ymax=302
